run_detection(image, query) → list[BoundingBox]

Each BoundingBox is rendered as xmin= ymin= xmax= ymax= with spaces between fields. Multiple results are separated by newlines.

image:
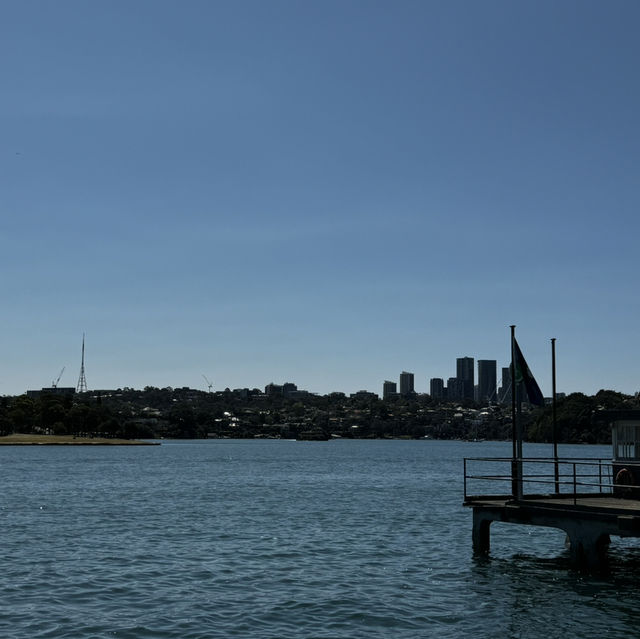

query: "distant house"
xmin=350 ymin=390 xmax=379 ymax=400
xmin=26 ymin=387 xmax=76 ymax=399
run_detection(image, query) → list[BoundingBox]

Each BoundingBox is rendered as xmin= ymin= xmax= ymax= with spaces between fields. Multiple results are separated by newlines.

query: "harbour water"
xmin=2 ymin=439 xmax=640 ymax=638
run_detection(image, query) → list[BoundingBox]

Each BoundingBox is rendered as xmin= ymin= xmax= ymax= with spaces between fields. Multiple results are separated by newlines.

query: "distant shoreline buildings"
xmin=20 ymin=337 xmax=568 ymax=404
xmin=386 ymin=356 xmax=518 ymax=405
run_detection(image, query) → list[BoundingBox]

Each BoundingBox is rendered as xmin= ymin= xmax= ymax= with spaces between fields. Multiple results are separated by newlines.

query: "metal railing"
xmin=462 ymin=456 xmax=638 ymax=503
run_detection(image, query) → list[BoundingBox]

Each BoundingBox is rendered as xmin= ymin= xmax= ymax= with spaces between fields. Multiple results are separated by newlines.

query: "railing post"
xmin=558 ymin=460 xmax=562 ymax=494
xmin=464 ymin=458 xmax=467 ymax=500
xmin=573 ymin=463 xmax=577 ymax=505
xmin=599 ymin=459 xmax=602 ymax=494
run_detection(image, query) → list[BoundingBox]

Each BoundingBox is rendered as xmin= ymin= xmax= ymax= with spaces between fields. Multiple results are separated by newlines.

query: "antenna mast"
xmin=76 ymin=333 xmax=88 ymax=393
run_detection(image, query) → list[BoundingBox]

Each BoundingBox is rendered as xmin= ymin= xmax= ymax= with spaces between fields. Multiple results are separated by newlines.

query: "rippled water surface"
xmin=2 ymin=439 xmax=640 ymax=638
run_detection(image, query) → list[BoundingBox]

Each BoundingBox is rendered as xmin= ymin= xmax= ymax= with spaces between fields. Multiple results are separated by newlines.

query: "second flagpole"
xmin=511 ymin=325 xmax=518 ymax=499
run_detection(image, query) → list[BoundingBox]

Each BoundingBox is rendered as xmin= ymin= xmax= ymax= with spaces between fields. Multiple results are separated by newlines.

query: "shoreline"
xmin=0 ymin=434 xmax=159 ymax=446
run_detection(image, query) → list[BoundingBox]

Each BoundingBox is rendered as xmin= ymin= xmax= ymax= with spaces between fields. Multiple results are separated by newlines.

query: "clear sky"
xmin=2 ymin=0 xmax=639 ymax=398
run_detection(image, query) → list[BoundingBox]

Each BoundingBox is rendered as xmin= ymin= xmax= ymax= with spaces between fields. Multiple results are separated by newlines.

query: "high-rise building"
xmin=456 ymin=357 xmax=475 ymax=400
xmin=447 ymin=377 xmax=465 ymax=401
xmin=399 ymin=371 xmax=415 ymax=397
xmin=430 ymin=378 xmax=444 ymax=400
xmin=477 ymin=360 xmax=497 ymax=403
xmin=499 ymin=366 xmax=512 ymax=403
xmin=383 ymin=380 xmax=397 ymax=399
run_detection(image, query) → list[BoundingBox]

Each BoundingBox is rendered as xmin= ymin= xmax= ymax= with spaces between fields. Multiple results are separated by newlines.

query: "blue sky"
xmin=2 ymin=0 xmax=639 ymax=397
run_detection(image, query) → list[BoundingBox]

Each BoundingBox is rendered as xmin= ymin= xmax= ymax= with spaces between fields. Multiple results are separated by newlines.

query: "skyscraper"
xmin=447 ymin=377 xmax=465 ymax=401
xmin=430 ymin=378 xmax=444 ymax=400
xmin=456 ymin=357 xmax=474 ymax=400
xmin=477 ymin=360 xmax=497 ymax=403
xmin=383 ymin=380 xmax=397 ymax=399
xmin=399 ymin=371 xmax=415 ymax=397
xmin=499 ymin=366 xmax=512 ymax=403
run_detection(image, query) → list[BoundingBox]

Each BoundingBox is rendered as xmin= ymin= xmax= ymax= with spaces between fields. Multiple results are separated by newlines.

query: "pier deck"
xmin=466 ymin=493 xmax=640 ymax=514
xmin=464 ymin=456 xmax=640 ymax=569
xmin=465 ymin=494 xmax=640 ymax=569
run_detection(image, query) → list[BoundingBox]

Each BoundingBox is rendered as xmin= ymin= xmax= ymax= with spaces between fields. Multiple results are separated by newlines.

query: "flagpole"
xmin=510 ymin=325 xmax=518 ymax=499
xmin=516 ymin=380 xmax=523 ymax=499
xmin=510 ymin=333 xmax=544 ymax=500
xmin=552 ymin=338 xmax=559 ymax=493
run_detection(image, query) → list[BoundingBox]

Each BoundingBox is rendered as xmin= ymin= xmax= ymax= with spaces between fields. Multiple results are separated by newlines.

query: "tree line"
xmin=0 ymin=386 xmax=635 ymax=442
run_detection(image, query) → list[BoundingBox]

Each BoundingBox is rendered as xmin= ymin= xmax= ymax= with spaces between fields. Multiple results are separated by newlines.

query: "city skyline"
xmin=17 ymin=337 xmax=595 ymax=400
xmin=2 ymin=2 xmax=639 ymax=399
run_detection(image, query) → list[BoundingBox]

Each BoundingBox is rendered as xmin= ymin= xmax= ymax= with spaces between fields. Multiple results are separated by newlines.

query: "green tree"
xmin=8 ymin=396 xmax=37 ymax=432
xmin=40 ymin=395 xmax=67 ymax=433
xmin=167 ymin=404 xmax=200 ymax=438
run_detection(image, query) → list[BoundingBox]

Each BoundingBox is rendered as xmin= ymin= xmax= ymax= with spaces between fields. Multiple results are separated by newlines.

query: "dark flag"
xmin=513 ymin=338 xmax=544 ymax=406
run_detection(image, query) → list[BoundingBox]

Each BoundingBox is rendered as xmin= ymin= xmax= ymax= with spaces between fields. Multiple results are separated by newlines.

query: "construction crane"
xmin=202 ymin=374 xmax=213 ymax=393
xmin=52 ymin=366 xmax=65 ymax=388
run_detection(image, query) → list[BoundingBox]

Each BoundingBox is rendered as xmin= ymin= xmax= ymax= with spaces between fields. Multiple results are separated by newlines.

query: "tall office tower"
xmin=477 ymin=360 xmax=497 ymax=404
xmin=430 ymin=378 xmax=444 ymax=400
xmin=383 ymin=380 xmax=397 ymax=399
xmin=499 ymin=366 xmax=512 ymax=403
xmin=456 ymin=357 xmax=475 ymax=400
xmin=447 ymin=377 xmax=465 ymax=401
xmin=399 ymin=371 xmax=415 ymax=397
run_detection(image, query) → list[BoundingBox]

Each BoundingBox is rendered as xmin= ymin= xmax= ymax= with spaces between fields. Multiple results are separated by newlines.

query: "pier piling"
xmin=467 ymin=495 xmax=639 ymax=570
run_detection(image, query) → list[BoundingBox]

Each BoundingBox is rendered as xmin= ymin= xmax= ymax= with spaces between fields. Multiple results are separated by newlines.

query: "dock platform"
xmin=464 ymin=457 xmax=640 ymax=569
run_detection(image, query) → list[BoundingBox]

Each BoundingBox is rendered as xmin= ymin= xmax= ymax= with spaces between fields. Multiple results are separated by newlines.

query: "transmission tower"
xmin=76 ymin=333 xmax=88 ymax=393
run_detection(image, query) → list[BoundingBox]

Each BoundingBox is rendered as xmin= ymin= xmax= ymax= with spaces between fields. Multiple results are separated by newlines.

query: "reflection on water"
xmin=467 ymin=544 xmax=640 ymax=638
